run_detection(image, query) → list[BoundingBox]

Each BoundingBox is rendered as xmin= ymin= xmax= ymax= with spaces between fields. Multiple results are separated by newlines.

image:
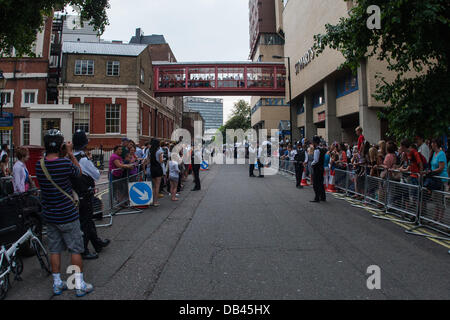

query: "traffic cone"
xmin=301 ymin=167 xmax=309 ymax=186
xmin=327 ymin=169 xmax=337 ymax=192
xmin=323 ymin=167 xmax=329 ymax=190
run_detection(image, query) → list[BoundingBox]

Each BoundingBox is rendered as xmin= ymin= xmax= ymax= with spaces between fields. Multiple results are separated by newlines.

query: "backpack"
xmin=71 ymin=153 xmax=95 ymax=197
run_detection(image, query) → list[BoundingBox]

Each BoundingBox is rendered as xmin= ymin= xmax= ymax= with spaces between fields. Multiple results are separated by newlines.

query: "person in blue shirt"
xmin=323 ymin=148 xmax=331 ymax=190
xmin=424 ymin=139 xmax=448 ymax=223
xmin=428 ymin=139 xmax=448 ymax=186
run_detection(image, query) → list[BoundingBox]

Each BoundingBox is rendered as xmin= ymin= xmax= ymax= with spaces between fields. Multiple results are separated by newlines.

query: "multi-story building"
xmin=60 ymin=41 xmax=176 ymax=148
xmin=62 ymin=15 xmax=101 ymax=43
xmin=183 ymin=97 xmax=223 ymax=132
xmin=283 ymin=0 xmax=393 ymax=144
xmin=182 ymin=109 xmax=205 ymax=139
xmin=0 ymin=16 xmax=54 ymax=146
xmin=130 ymin=28 xmax=183 ymax=131
xmin=249 ymin=0 xmax=289 ymax=139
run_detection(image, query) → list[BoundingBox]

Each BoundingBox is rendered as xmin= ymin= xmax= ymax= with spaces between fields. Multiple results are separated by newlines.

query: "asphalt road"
xmin=5 ymin=164 xmax=450 ymax=300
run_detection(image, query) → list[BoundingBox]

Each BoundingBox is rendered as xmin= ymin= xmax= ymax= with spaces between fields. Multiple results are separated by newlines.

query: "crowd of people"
xmin=276 ymin=127 xmax=450 ymax=205
xmin=108 ymin=137 xmax=203 ymax=207
xmin=0 ymin=130 xmax=207 ymax=298
xmin=1 ymin=124 xmax=448 ymax=297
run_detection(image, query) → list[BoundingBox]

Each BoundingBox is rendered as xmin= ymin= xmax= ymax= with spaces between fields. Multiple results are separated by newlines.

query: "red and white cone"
xmin=327 ymin=169 xmax=337 ymax=192
xmin=323 ymin=167 xmax=330 ymax=190
xmin=301 ymin=167 xmax=309 ymax=186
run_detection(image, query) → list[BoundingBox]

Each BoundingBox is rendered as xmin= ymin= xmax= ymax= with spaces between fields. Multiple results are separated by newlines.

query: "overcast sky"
xmin=101 ymin=0 xmax=252 ymax=122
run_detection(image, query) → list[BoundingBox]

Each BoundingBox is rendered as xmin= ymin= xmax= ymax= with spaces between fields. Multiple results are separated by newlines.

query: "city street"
xmin=5 ymin=164 xmax=450 ymax=300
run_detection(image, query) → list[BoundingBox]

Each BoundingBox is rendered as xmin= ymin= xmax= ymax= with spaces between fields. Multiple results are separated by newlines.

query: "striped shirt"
xmin=36 ymin=158 xmax=80 ymax=224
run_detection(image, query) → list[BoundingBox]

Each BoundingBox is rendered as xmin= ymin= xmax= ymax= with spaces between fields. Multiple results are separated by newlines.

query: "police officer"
xmin=73 ymin=130 xmax=110 ymax=259
xmin=191 ymin=142 xmax=202 ymax=191
xmin=294 ymin=143 xmax=307 ymax=189
xmin=310 ymin=136 xmax=326 ymax=202
xmin=257 ymin=142 xmax=264 ymax=178
xmin=248 ymin=143 xmax=256 ymax=177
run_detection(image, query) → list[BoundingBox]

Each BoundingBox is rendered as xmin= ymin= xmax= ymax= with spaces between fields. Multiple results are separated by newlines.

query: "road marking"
xmin=96 ymin=190 xmax=108 ymax=199
xmin=329 ymin=192 xmax=450 ymax=249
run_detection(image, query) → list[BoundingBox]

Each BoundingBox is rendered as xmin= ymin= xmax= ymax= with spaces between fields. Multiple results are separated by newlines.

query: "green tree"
xmin=0 ymin=0 xmax=110 ymax=57
xmin=313 ymin=0 xmax=450 ymax=140
xmin=219 ymin=99 xmax=251 ymax=143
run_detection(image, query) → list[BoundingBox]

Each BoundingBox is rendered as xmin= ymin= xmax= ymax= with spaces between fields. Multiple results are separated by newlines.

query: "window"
xmin=0 ymin=90 xmax=13 ymax=108
xmin=22 ymin=90 xmax=38 ymax=107
xmin=158 ymin=68 xmax=186 ymax=88
xmin=140 ymin=68 xmax=145 ymax=83
xmin=188 ymin=67 xmax=215 ymax=88
xmin=50 ymin=55 xmax=59 ymax=68
xmin=106 ymin=104 xmax=121 ymax=134
xmin=22 ymin=120 xmax=30 ymax=145
xmin=218 ymin=67 xmax=244 ymax=88
xmin=74 ymin=103 xmax=90 ymax=133
xmin=312 ymin=90 xmax=325 ymax=108
xmin=24 ymin=92 xmax=35 ymax=104
xmin=297 ymin=100 xmax=305 ymax=114
xmin=138 ymin=108 xmax=143 ymax=136
xmin=149 ymin=112 xmax=152 ymax=137
xmin=336 ymin=73 xmax=358 ymax=98
xmin=107 ymin=61 xmax=120 ymax=76
xmin=75 ymin=60 xmax=94 ymax=75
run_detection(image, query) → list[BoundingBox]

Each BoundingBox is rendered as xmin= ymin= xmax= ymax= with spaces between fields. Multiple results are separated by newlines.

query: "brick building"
xmin=60 ymin=41 xmax=176 ymax=149
xmin=129 ymin=29 xmax=183 ymax=131
xmin=0 ymin=16 xmax=54 ymax=146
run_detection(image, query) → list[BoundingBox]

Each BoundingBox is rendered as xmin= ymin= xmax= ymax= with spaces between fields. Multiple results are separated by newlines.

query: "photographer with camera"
xmin=72 ymin=130 xmax=110 ymax=260
xmin=35 ymin=129 xmax=94 ymax=297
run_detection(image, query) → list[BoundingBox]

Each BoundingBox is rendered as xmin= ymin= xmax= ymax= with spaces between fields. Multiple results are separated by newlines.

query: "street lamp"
xmin=0 ymin=70 xmax=6 ymax=145
xmin=272 ymin=55 xmax=294 ymax=143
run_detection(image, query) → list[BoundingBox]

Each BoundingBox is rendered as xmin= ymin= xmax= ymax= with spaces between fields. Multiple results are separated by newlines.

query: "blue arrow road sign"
xmin=201 ymin=160 xmax=209 ymax=170
xmin=128 ymin=182 xmax=153 ymax=206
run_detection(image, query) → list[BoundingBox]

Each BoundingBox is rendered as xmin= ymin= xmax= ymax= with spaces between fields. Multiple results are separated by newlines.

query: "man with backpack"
xmin=36 ymin=129 xmax=94 ymax=297
xmin=294 ymin=143 xmax=307 ymax=189
xmin=72 ymin=130 xmax=110 ymax=260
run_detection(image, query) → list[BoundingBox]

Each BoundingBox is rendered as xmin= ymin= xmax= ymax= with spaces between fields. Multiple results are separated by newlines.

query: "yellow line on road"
xmin=332 ymin=192 xmax=450 ymax=250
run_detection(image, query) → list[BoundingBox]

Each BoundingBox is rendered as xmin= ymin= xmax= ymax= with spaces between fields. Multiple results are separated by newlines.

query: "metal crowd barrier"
xmin=107 ymin=167 xmax=145 ymax=220
xmin=279 ymin=159 xmax=296 ymax=181
xmin=278 ymin=162 xmax=450 ymax=242
xmin=406 ymin=175 xmax=450 ymax=241
xmin=93 ymin=180 xmax=113 ymax=228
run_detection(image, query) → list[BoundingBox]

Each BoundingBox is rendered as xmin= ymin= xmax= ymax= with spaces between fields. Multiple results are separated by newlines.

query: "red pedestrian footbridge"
xmin=153 ymin=61 xmax=286 ymax=97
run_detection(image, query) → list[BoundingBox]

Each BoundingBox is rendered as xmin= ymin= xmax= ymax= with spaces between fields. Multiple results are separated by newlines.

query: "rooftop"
xmin=62 ymin=41 xmax=148 ymax=56
xmin=130 ymin=34 xmax=167 ymax=45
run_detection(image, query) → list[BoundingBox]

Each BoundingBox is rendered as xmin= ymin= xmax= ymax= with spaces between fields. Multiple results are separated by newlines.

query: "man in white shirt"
xmin=416 ymin=135 xmax=430 ymax=167
xmin=248 ymin=143 xmax=256 ymax=177
xmin=257 ymin=143 xmax=265 ymax=178
xmin=310 ymin=136 xmax=326 ymax=202
xmin=191 ymin=143 xmax=202 ymax=191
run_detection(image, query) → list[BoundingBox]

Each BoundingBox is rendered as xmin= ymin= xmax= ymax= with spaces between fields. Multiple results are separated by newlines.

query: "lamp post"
xmin=273 ymin=55 xmax=294 ymax=143
xmin=0 ymin=70 xmax=7 ymax=145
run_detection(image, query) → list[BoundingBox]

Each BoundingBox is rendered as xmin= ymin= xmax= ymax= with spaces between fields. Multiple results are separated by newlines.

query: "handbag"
xmin=39 ymin=158 xmax=79 ymax=208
